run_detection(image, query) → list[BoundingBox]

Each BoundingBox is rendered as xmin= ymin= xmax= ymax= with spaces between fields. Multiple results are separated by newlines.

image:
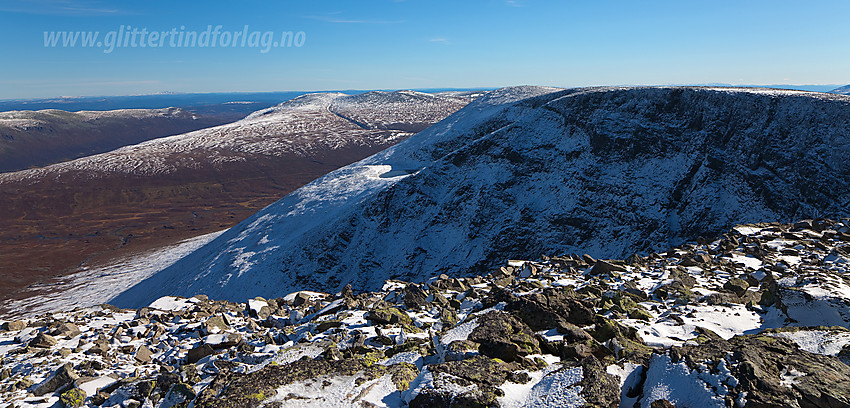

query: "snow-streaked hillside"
xmin=0 ymin=90 xmax=466 ymax=181
xmin=0 ymin=107 xmax=235 ymax=173
xmin=112 ymin=86 xmax=850 ymax=307
xmin=830 ymin=84 xmax=850 ymax=94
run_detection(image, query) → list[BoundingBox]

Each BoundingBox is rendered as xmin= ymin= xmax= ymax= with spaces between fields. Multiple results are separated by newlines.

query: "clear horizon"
xmin=1 ymin=0 xmax=849 ymax=99
xmin=1 ymin=84 xmax=846 ymax=103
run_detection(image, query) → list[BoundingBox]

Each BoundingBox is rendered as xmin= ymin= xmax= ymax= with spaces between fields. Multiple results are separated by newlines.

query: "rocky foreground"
xmin=2 ymin=219 xmax=850 ymax=408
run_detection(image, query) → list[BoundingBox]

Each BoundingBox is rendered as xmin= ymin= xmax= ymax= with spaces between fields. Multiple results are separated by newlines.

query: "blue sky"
xmin=1 ymin=0 xmax=849 ymax=99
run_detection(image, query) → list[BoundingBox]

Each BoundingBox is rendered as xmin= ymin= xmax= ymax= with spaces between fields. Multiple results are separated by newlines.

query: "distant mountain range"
xmin=0 ymin=91 xmax=469 ymax=307
xmin=0 ymin=91 xmax=310 ymax=113
xmin=0 ymin=89 xmax=490 ymax=113
xmin=694 ymin=84 xmax=844 ymax=93
xmin=112 ymin=86 xmax=850 ymax=307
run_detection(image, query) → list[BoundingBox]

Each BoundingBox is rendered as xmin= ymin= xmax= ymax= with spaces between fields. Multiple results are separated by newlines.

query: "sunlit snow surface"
xmin=640 ymin=354 xmax=728 ymax=408
xmin=498 ymin=360 xmax=586 ymax=408
xmin=631 ymin=304 xmax=762 ymax=347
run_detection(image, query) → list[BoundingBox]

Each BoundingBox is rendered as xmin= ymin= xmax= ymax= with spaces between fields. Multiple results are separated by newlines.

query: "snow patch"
xmin=640 ymin=354 xmax=726 ymax=408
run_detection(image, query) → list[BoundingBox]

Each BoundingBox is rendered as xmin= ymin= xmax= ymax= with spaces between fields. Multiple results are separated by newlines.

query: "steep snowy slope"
xmin=112 ymin=86 xmax=850 ymax=307
xmin=0 ymin=91 xmax=468 ymax=308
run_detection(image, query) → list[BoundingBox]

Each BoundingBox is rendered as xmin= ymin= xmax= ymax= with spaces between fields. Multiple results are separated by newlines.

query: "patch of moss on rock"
xmin=388 ymin=362 xmax=419 ymax=391
xmin=359 ymin=350 xmax=386 ymax=367
xmin=467 ymin=311 xmax=539 ymax=362
xmin=367 ymin=307 xmax=412 ymax=326
xmin=59 ymin=387 xmax=86 ymax=407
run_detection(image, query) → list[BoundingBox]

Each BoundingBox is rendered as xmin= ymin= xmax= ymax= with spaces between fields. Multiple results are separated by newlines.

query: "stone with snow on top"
xmin=657 ymin=334 xmax=850 ymax=408
xmin=205 ymin=333 xmax=242 ymax=349
xmin=148 ymin=296 xmax=196 ymax=312
xmin=203 ymin=315 xmax=230 ymax=334
xmin=247 ymin=298 xmax=270 ymax=319
xmin=33 ymin=363 xmax=79 ymax=396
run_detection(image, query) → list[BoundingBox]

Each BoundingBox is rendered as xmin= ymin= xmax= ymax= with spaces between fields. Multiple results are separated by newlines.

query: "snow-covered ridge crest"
xmin=244 ymin=92 xmax=348 ymax=118
xmin=112 ymin=86 xmax=850 ymax=307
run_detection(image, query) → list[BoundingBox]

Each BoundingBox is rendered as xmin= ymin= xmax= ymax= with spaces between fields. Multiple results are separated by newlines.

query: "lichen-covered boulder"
xmin=59 ymin=387 xmax=86 ymax=407
xmin=406 ymin=356 xmax=521 ymax=408
xmin=467 ymin=311 xmax=539 ymax=362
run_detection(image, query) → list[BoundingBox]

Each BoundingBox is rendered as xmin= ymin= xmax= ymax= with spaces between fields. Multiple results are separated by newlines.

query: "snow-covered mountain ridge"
xmin=0 ymin=90 xmax=465 ymax=181
xmin=112 ymin=86 xmax=850 ymax=307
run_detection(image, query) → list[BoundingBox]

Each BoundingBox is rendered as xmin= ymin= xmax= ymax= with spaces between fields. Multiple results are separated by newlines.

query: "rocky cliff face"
xmin=2 ymin=219 xmax=849 ymax=407
xmin=112 ymin=86 xmax=850 ymax=306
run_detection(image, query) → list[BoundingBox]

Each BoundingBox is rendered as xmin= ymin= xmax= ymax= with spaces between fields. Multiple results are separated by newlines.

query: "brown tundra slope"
xmin=0 ymin=107 xmax=246 ymax=173
xmin=0 ymin=90 xmax=470 ymax=305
